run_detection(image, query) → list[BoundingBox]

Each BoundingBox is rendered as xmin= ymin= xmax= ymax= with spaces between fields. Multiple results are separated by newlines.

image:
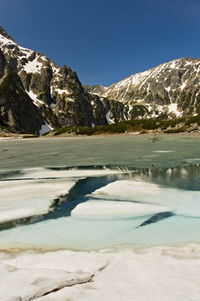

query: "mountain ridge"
xmin=86 ymin=57 xmax=200 ymax=119
xmin=1 ymin=26 xmax=200 ymax=134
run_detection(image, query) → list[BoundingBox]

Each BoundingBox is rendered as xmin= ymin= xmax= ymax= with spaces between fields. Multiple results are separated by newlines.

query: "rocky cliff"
xmin=88 ymin=57 xmax=200 ymax=119
xmin=0 ymin=26 xmax=130 ymax=134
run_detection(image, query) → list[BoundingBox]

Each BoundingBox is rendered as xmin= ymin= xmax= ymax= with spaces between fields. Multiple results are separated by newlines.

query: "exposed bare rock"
xmin=88 ymin=57 xmax=200 ymax=119
xmin=0 ymin=26 xmax=130 ymax=134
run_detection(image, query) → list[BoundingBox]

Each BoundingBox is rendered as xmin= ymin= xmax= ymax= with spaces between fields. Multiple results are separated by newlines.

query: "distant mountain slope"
xmin=84 ymin=85 xmax=107 ymax=95
xmin=88 ymin=57 xmax=200 ymax=119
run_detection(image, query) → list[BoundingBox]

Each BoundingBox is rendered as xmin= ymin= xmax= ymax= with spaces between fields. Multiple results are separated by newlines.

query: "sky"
xmin=1 ymin=0 xmax=200 ymax=86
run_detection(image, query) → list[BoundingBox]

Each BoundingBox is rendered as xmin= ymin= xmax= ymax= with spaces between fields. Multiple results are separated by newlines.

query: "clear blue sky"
xmin=1 ymin=0 xmax=200 ymax=86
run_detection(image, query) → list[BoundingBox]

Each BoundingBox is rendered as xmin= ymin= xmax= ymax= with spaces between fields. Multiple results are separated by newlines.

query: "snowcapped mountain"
xmin=1 ymin=25 xmax=200 ymax=135
xmin=88 ymin=57 xmax=200 ymax=119
xmin=0 ymin=26 xmax=130 ymax=134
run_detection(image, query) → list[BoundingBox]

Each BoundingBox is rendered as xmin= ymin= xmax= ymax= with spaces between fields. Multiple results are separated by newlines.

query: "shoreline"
xmin=0 ymin=240 xmax=199 ymax=255
xmin=1 ymin=130 xmax=200 ymax=141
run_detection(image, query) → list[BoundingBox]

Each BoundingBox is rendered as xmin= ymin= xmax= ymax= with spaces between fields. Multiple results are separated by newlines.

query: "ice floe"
xmin=1 ymin=175 xmax=200 ymax=250
xmin=72 ymin=199 xmax=167 ymax=219
xmin=91 ymin=179 xmax=200 ymax=217
xmin=0 ymin=167 xmax=122 ymax=228
xmin=0 ymin=179 xmax=75 ymax=223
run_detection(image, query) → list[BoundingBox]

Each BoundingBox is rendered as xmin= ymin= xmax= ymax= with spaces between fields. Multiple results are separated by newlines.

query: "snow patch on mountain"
xmin=55 ymin=88 xmax=70 ymax=95
xmin=0 ymin=35 xmax=14 ymax=47
xmin=26 ymin=90 xmax=45 ymax=107
xmin=168 ymin=103 xmax=181 ymax=117
xmin=23 ymin=59 xmax=43 ymax=74
xmin=106 ymin=110 xmax=115 ymax=124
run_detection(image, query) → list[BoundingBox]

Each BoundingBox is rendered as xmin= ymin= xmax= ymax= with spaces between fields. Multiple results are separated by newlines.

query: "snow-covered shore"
xmin=0 ymin=244 xmax=200 ymax=301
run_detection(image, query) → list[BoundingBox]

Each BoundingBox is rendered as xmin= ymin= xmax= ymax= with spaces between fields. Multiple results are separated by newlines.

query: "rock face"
xmin=88 ymin=57 xmax=200 ymax=119
xmin=0 ymin=72 xmax=44 ymax=134
xmin=0 ymin=26 xmax=130 ymax=134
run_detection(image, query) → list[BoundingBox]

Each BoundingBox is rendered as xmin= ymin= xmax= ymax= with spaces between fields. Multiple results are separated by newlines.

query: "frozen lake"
xmin=1 ymin=135 xmax=200 ymax=301
xmin=0 ymin=135 xmax=200 ymax=251
xmin=1 ymin=134 xmax=200 ymax=170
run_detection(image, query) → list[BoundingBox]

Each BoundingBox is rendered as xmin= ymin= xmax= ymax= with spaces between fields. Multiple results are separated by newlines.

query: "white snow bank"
xmin=0 ymin=258 xmax=93 ymax=301
xmin=1 ymin=245 xmax=200 ymax=301
xmin=168 ymin=103 xmax=181 ymax=117
xmin=48 ymin=246 xmax=200 ymax=301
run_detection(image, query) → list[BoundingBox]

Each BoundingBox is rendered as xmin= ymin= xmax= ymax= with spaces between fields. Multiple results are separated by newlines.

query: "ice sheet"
xmin=4 ymin=167 xmax=121 ymax=180
xmin=1 ymin=176 xmax=200 ymax=250
xmin=92 ymin=179 xmax=200 ymax=217
xmin=0 ymin=178 xmax=75 ymax=223
xmin=72 ymin=199 xmax=168 ymax=219
xmin=0 ymin=211 xmax=200 ymax=250
xmin=0 ymin=167 xmax=121 ymax=224
xmin=1 ymin=169 xmax=200 ymax=250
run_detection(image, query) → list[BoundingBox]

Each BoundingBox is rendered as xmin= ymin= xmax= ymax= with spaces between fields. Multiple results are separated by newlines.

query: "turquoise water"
xmin=0 ymin=135 xmax=200 ymax=250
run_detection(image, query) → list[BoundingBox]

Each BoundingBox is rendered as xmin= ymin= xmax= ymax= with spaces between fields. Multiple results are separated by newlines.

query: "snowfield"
xmin=0 ymin=245 xmax=200 ymax=301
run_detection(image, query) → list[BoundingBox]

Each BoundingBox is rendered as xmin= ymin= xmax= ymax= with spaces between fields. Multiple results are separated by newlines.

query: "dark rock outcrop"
xmin=0 ymin=26 xmax=132 ymax=133
xmin=0 ymin=72 xmax=44 ymax=134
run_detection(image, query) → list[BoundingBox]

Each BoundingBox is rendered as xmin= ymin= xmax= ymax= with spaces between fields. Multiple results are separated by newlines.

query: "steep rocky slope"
xmin=0 ymin=72 xmax=44 ymax=134
xmin=0 ymin=26 xmax=131 ymax=134
xmin=88 ymin=57 xmax=200 ymax=119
